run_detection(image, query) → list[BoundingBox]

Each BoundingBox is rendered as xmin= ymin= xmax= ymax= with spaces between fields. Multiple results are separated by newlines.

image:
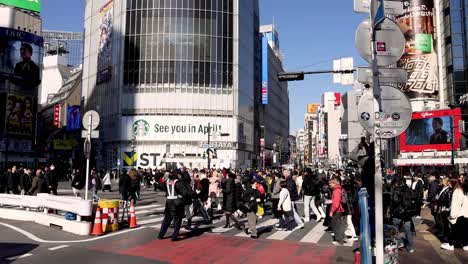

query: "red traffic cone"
xmin=91 ymin=207 xmax=104 ymax=236
xmin=128 ymin=202 xmax=138 ymax=228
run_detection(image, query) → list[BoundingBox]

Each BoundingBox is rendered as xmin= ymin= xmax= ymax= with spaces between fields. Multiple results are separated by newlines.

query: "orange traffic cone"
xmin=102 ymin=208 xmax=109 ymax=233
xmin=128 ymin=202 xmax=138 ymax=228
xmin=354 ymin=250 xmax=361 ymax=264
xmin=91 ymin=207 xmax=104 ymax=236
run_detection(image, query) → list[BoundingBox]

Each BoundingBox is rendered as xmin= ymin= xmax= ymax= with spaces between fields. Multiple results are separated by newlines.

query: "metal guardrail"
xmin=0 ymin=193 xmax=93 ymax=222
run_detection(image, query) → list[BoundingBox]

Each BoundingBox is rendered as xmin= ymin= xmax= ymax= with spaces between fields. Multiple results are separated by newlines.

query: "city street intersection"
xmin=1 ymin=182 xmax=467 ymax=264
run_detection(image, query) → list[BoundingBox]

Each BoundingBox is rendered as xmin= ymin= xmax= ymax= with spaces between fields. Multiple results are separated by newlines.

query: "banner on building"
xmin=396 ymin=0 xmax=439 ymax=100
xmin=66 ymin=105 xmax=80 ymax=131
xmin=53 ymin=104 xmax=60 ymax=128
xmin=307 ymin=103 xmax=320 ymax=114
xmin=262 ymin=36 xmax=269 ymax=105
xmin=4 ymin=94 xmax=34 ymax=136
xmin=96 ymin=0 xmax=113 ymax=84
xmin=53 ymin=139 xmax=79 ymax=150
xmin=0 ymin=0 xmax=42 ymax=12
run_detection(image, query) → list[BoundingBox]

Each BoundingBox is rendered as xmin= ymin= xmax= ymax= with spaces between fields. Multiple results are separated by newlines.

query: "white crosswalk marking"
xmin=266 ymin=229 xmax=293 ymax=240
xmin=135 ymin=204 xmax=164 ymax=210
xmin=135 ymin=207 xmax=164 ymax=215
xmin=139 ymin=216 xmax=165 ymax=225
xmin=235 ymin=219 xmax=278 ymax=237
xmin=300 ymin=223 xmax=327 ymax=243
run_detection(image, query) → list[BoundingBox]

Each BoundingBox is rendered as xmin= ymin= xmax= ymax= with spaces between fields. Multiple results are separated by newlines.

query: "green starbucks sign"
xmin=0 ymin=0 xmax=42 ymax=12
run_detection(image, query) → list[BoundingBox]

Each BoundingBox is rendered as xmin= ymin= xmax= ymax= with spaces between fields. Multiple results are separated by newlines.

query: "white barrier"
xmin=0 ymin=193 xmax=93 ymax=236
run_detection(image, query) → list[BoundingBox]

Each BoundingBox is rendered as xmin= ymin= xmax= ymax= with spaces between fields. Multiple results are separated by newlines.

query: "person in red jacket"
xmin=329 ymin=176 xmax=347 ymax=245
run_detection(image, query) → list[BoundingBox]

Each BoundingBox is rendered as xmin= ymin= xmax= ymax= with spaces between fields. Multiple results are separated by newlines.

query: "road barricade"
xmin=98 ymin=199 xmax=120 ymax=233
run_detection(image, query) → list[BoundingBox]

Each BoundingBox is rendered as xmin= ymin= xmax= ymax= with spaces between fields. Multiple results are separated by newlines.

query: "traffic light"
xmin=278 ymin=72 xmax=305 ymax=82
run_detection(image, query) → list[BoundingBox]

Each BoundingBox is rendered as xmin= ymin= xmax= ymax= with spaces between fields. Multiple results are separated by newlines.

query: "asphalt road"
xmin=1 ymin=181 xmax=467 ymax=263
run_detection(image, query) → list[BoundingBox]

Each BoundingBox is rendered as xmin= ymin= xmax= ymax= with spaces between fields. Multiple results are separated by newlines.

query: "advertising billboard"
xmin=400 ymin=108 xmax=461 ymax=152
xmin=66 ymin=105 xmax=80 ymax=131
xmin=0 ymin=0 xmax=42 ymax=12
xmin=307 ymin=103 xmax=320 ymax=114
xmin=261 ymin=35 xmax=268 ymax=105
xmin=396 ymin=0 xmax=439 ymax=100
xmin=0 ymin=27 xmax=43 ymax=95
xmin=5 ymin=94 xmax=33 ymax=136
xmin=96 ymin=0 xmax=113 ymax=84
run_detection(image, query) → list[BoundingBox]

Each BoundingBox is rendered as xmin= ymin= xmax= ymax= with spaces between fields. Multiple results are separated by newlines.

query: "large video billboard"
xmin=96 ymin=0 xmax=113 ymax=84
xmin=0 ymin=27 xmax=43 ymax=95
xmin=0 ymin=0 xmax=42 ymax=12
xmin=5 ymin=94 xmax=33 ymax=136
xmin=396 ymin=0 xmax=439 ymax=100
xmin=400 ymin=108 xmax=461 ymax=152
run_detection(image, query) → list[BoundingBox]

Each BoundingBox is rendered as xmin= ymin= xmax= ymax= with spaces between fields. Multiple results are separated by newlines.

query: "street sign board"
xmin=354 ymin=0 xmax=404 ymax=15
xmin=357 ymin=86 xmax=412 ymax=139
xmin=372 ymin=0 xmax=385 ymax=27
xmin=82 ymin=110 xmax=100 ymax=130
xmin=333 ymin=57 xmax=354 ymax=85
xmin=357 ymin=67 xmax=408 ymax=84
xmin=81 ymin=130 xmax=99 ymax=139
xmin=355 ymin=18 xmax=405 ymax=67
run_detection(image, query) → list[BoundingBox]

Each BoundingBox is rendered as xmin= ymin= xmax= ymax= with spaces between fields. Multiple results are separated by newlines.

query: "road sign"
xmin=333 ymin=57 xmax=354 ymax=85
xmin=81 ymin=130 xmax=99 ymax=139
xmin=82 ymin=110 xmax=100 ymax=130
xmin=372 ymin=0 xmax=385 ymax=27
xmin=357 ymin=86 xmax=412 ymax=139
xmin=357 ymin=67 xmax=408 ymax=84
xmin=354 ymin=0 xmax=404 ymax=15
xmin=355 ymin=18 xmax=405 ymax=67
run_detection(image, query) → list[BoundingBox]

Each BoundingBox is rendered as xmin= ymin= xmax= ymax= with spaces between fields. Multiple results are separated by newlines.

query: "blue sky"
xmin=42 ymin=0 xmax=367 ymax=133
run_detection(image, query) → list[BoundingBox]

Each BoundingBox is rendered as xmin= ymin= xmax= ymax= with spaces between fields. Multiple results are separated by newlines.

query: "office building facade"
xmin=83 ymin=0 xmax=259 ymax=169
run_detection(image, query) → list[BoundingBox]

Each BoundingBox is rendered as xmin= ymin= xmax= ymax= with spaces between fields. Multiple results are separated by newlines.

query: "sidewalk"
xmin=398 ymin=208 xmax=468 ymax=264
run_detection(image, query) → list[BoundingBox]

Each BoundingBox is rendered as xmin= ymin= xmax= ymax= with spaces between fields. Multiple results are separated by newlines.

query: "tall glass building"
xmin=82 ymin=0 xmax=259 ymax=169
xmin=42 ymin=30 xmax=84 ymax=68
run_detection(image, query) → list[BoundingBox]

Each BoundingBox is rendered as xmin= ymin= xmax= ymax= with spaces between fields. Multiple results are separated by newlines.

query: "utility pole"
xmin=207 ymin=122 xmax=211 ymax=169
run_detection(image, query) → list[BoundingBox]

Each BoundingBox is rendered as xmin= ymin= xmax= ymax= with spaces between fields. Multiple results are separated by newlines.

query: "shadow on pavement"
xmin=0 ymin=243 xmax=39 ymax=263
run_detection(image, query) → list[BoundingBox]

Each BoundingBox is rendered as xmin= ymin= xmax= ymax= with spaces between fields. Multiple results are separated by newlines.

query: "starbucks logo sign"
xmin=133 ymin=120 xmax=149 ymax=137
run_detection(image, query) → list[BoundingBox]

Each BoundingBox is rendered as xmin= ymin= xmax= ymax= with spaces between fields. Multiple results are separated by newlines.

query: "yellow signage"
xmin=307 ymin=104 xmax=320 ymax=114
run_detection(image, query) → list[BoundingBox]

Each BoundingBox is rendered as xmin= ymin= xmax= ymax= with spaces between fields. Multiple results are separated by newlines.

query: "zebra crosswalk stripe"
xmin=266 ymin=229 xmax=293 ymax=240
xmin=135 ymin=204 xmax=163 ymax=210
xmin=235 ymin=219 xmax=278 ymax=237
xmin=299 ymin=222 xmax=327 ymax=243
xmin=135 ymin=207 xmax=165 ymax=215
xmin=139 ymin=216 xmax=165 ymax=225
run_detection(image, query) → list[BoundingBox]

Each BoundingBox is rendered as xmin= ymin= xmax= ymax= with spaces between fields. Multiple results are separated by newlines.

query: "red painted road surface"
xmin=91 ymin=234 xmax=347 ymax=264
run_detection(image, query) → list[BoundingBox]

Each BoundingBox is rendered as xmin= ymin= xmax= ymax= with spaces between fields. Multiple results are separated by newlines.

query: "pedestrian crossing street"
xmin=131 ymin=193 xmax=357 ymax=247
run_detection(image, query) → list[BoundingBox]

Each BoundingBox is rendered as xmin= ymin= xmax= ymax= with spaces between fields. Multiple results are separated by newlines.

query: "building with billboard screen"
xmin=83 ymin=0 xmax=261 ymax=169
xmin=400 ymin=108 xmax=461 ymax=152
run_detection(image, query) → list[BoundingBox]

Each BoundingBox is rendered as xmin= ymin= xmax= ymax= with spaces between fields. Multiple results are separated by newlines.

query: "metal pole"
xmin=84 ymin=114 xmax=92 ymax=200
xmin=451 ymin=118 xmax=455 ymax=166
xmin=370 ymin=1 xmax=384 ymax=263
xmin=207 ymin=122 xmax=211 ymax=169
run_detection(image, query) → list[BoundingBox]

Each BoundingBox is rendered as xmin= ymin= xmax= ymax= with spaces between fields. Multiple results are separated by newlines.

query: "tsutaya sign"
xmin=122 ymin=116 xmax=235 ymax=141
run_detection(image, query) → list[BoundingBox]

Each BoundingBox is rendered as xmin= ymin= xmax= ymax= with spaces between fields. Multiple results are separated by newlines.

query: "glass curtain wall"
xmin=124 ymin=0 xmax=233 ymax=92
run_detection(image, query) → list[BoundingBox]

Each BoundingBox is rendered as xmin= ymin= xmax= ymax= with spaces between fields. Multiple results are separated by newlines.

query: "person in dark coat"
xmin=412 ymin=173 xmax=424 ymax=218
xmin=391 ymin=176 xmax=417 ymax=253
xmin=20 ymin=168 xmax=33 ymax=195
xmin=241 ymin=178 xmax=261 ymax=239
xmin=45 ymin=165 xmax=59 ymax=195
xmin=7 ymin=166 xmax=19 ymax=194
xmin=427 ymin=174 xmax=440 ymax=215
xmin=223 ymin=173 xmax=242 ymax=229
xmin=0 ymin=168 xmax=6 ymax=193
xmin=119 ymin=169 xmax=131 ymax=201
xmin=29 ymin=170 xmax=48 ymax=195
xmin=158 ymin=172 xmax=191 ymax=241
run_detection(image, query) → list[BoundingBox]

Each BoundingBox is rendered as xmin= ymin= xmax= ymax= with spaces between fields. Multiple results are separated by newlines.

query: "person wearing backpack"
xmin=329 ymin=176 xmax=347 ymax=245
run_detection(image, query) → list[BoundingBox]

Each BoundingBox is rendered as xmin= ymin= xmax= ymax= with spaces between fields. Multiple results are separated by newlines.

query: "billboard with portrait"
xmin=0 ymin=27 xmax=43 ymax=95
xmin=400 ymin=109 xmax=461 ymax=152
xmin=66 ymin=105 xmax=80 ymax=131
xmin=5 ymin=94 xmax=34 ymax=136
xmin=396 ymin=0 xmax=439 ymax=100
xmin=96 ymin=0 xmax=113 ymax=84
